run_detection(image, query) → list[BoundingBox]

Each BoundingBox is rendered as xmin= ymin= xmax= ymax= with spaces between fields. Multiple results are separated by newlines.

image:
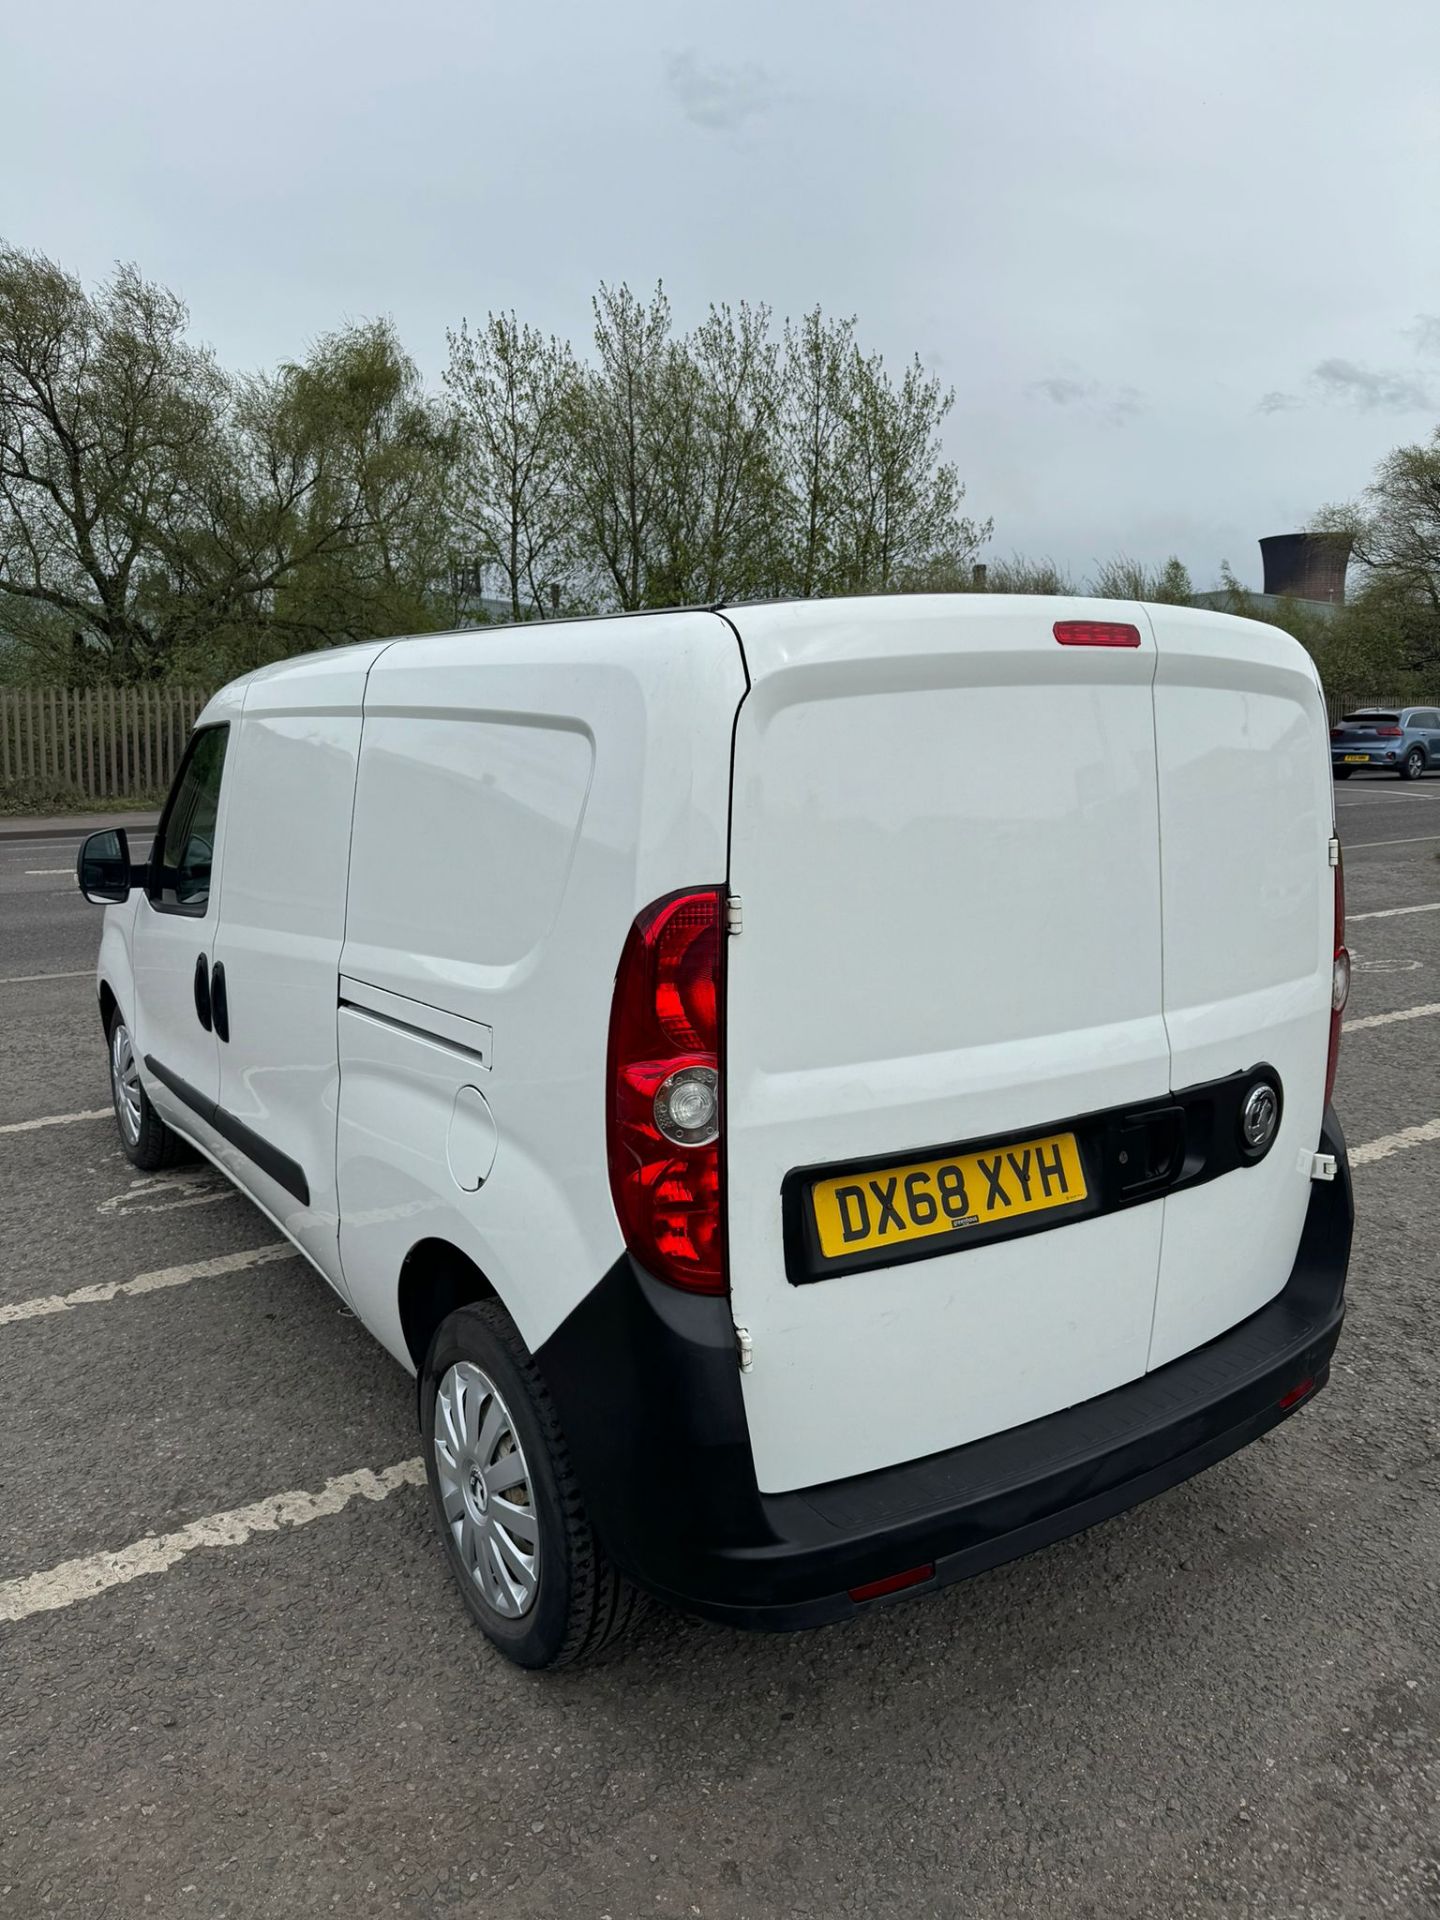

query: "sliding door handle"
xmin=193 ymin=954 xmax=212 ymax=1032
xmin=211 ymin=961 xmax=230 ymax=1043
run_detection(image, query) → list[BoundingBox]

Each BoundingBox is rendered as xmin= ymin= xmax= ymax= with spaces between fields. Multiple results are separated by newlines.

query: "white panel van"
xmin=78 ymin=597 xmax=1354 ymax=1668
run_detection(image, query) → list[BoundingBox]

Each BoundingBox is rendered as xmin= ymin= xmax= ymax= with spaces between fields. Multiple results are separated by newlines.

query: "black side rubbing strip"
xmin=144 ymin=1054 xmax=310 ymax=1206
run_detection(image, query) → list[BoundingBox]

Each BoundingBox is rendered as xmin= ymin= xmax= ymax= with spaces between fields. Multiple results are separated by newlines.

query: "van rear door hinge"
xmin=1328 ymin=836 xmax=1341 ymax=868
xmin=734 ymin=1325 xmax=754 ymax=1372
xmin=725 ymin=894 xmax=743 ymax=935
xmin=1305 ymin=1151 xmax=1339 ymax=1182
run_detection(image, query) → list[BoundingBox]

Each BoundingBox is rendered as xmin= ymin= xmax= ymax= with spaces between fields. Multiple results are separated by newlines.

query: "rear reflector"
xmin=1054 ymin=620 xmax=1142 ymax=649
xmin=848 ymin=1563 xmax=935 ymax=1603
xmin=1277 ymin=1376 xmax=1315 ymax=1411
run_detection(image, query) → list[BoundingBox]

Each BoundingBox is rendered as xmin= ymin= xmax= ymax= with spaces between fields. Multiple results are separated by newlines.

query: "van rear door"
xmin=1146 ymin=608 xmax=1334 ymax=1367
xmin=723 ymin=597 xmax=1172 ymax=1495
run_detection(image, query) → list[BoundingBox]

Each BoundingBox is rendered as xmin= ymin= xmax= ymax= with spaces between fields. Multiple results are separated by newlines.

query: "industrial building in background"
xmin=1195 ymin=530 xmax=1353 ymax=622
xmin=1260 ymin=532 xmax=1352 ymax=605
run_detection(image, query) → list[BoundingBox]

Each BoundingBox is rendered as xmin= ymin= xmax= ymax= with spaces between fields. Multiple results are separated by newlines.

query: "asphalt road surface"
xmin=2 ymin=782 xmax=1440 ymax=1919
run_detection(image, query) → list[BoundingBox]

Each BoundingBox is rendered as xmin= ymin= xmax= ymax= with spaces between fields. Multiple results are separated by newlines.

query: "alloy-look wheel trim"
xmin=434 ymin=1361 xmax=541 ymax=1619
xmin=110 ymin=1021 xmax=142 ymax=1147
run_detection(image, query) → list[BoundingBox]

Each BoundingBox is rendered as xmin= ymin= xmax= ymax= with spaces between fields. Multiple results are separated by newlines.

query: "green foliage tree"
xmin=1088 ymin=554 xmax=1194 ymax=603
xmin=0 ymin=245 xmax=227 ymax=680
xmin=542 ymin=285 xmax=986 ymax=611
xmin=0 ymin=244 xmax=457 ymax=683
xmin=981 ymin=554 xmax=1077 ymax=595
xmin=1312 ymin=428 xmax=1440 ymax=684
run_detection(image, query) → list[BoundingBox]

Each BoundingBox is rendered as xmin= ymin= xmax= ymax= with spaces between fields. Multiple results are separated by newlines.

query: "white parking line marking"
xmin=0 ymin=1459 xmax=425 ymax=1625
xmin=23 ymin=867 xmax=74 ymax=876
xmin=0 ymin=969 xmax=94 ymax=986
xmin=1334 ymin=793 xmax=1439 ymax=805
xmin=96 ymin=1171 xmax=238 ymax=1217
xmin=0 ymin=1107 xmax=109 ymax=1135
xmin=1342 ymin=835 xmax=1440 ymax=852
xmin=1348 ymin=902 xmax=1440 ymax=922
xmin=1351 ymin=1118 xmax=1440 ymax=1167
xmin=0 ymin=1244 xmax=294 ymax=1327
xmin=1347 ymin=1002 xmax=1440 ymax=1032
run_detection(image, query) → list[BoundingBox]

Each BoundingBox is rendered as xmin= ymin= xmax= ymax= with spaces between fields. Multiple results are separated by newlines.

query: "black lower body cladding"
xmin=534 ymin=1111 xmax=1353 ymax=1632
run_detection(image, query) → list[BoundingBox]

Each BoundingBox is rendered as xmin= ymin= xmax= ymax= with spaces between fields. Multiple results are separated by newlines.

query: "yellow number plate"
xmin=810 ymin=1130 xmax=1088 ymax=1260
xmin=1343 ymin=754 xmax=1368 ymax=763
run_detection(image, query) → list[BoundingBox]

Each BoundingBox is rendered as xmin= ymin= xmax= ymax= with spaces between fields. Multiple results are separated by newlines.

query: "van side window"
xmin=148 ymin=725 xmax=229 ymax=915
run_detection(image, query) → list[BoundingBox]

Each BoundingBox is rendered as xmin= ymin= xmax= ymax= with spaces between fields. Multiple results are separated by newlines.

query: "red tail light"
xmin=607 ymin=888 xmax=727 ymax=1294
xmin=1375 ymin=726 xmax=1403 ymax=738
xmin=1053 ymin=620 xmax=1141 ymax=649
xmin=1326 ymin=846 xmax=1348 ymax=1106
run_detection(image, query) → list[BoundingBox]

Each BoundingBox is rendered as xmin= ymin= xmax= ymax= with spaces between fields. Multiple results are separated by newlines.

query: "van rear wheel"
xmin=107 ymin=1009 xmax=185 ymax=1172
xmin=420 ymin=1299 xmax=640 ymax=1669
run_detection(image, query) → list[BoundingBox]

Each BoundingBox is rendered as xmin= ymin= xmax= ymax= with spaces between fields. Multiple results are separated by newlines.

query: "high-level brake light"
xmin=1053 ymin=620 xmax=1142 ymax=649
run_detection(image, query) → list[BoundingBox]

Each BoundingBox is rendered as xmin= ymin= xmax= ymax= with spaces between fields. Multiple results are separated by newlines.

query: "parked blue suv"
xmin=1331 ymin=707 xmax=1440 ymax=780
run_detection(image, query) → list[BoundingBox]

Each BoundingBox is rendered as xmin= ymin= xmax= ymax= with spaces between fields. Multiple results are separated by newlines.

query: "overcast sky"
xmin=4 ymin=0 xmax=1438 ymax=587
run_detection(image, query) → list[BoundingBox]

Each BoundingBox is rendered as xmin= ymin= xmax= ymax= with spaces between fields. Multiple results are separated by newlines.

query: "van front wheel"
xmin=420 ymin=1300 xmax=640 ymax=1669
xmin=107 ymin=1010 xmax=185 ymax=1171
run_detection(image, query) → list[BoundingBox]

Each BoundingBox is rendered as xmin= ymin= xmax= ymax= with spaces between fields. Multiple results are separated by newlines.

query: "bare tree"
xmin=564 ymin=283 xmax=674 ymax=611
xmin=444 ymin=313 xmax=577 ymax=621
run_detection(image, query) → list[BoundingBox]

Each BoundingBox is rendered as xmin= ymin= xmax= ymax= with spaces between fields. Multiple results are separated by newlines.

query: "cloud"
xmin=663 ymin=50 xmax=775 ymax=131
xmin=1030 ymin=375 xmax=1144 ymax=426
xmin=1257 ymin=349 xmax=1438 ymax=417
xmin=1032 ymin=376 xmax=1090 ymax=405
xmin=1311 ymin=357 xmax=1433 ymax=412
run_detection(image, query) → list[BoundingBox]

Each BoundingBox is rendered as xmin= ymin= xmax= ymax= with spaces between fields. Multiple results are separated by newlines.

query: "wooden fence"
xmin=1325 ymin=692 xmax=1435 ymax=725
xmin=0 ymin=687 xmax=211 ymax=803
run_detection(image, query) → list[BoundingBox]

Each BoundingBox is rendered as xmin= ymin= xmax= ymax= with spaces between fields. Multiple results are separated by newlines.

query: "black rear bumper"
xmin=535 ymin=1111 xmax=1353 ymax=1631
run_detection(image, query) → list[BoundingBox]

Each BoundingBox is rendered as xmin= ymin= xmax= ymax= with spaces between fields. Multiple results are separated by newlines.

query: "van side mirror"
xmin=76 ymin=828 xmax=134 ymax=905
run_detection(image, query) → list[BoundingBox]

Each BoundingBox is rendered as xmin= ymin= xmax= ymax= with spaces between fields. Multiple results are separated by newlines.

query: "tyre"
xmin=421 ymin=1299 xmax=640 ymax=1669
xmin=1333 ymin=767 xmax=1352 ymax=781
xmin=1401 ymin=747 xmax=1426 ymax=781
xmin=107 ymin=1007 xmax=186 ymax=1171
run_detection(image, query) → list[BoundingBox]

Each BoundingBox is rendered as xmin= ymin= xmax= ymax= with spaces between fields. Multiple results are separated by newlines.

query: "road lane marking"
xmin=0 ymin=970 xmax=94 ymax=986
xmin=1342 ymin=835 xmax=1440 ymax=852
xmin=1351 ymin=1118 xmax=1440 ymax=1167
xmin=0 ymin=1107 xmax=110 ymax=1135
xmin=0 ymin=1244 xmax=294 ymax=1326
xmin=1346 ymin=1002 xmax=1440 ymax=1032
xmin=1348 ymin=902 xmax=1440 ymax=922
xmin=23 ymin=867 xmax=74 ymax=876
xmin=0 ymin=1459 xmax=425 ymax=1625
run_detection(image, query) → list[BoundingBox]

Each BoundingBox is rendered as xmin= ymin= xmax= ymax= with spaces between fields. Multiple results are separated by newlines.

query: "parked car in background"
xmin=1331 ymin=707 xmax=1440 ymax=780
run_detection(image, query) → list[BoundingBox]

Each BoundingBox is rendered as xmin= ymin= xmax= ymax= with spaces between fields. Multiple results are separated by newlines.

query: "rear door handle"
xmin=211 ymin=961 xmax=230 ymax=1044
xmin=193 ymin=954 xmax=212 ymax=1033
